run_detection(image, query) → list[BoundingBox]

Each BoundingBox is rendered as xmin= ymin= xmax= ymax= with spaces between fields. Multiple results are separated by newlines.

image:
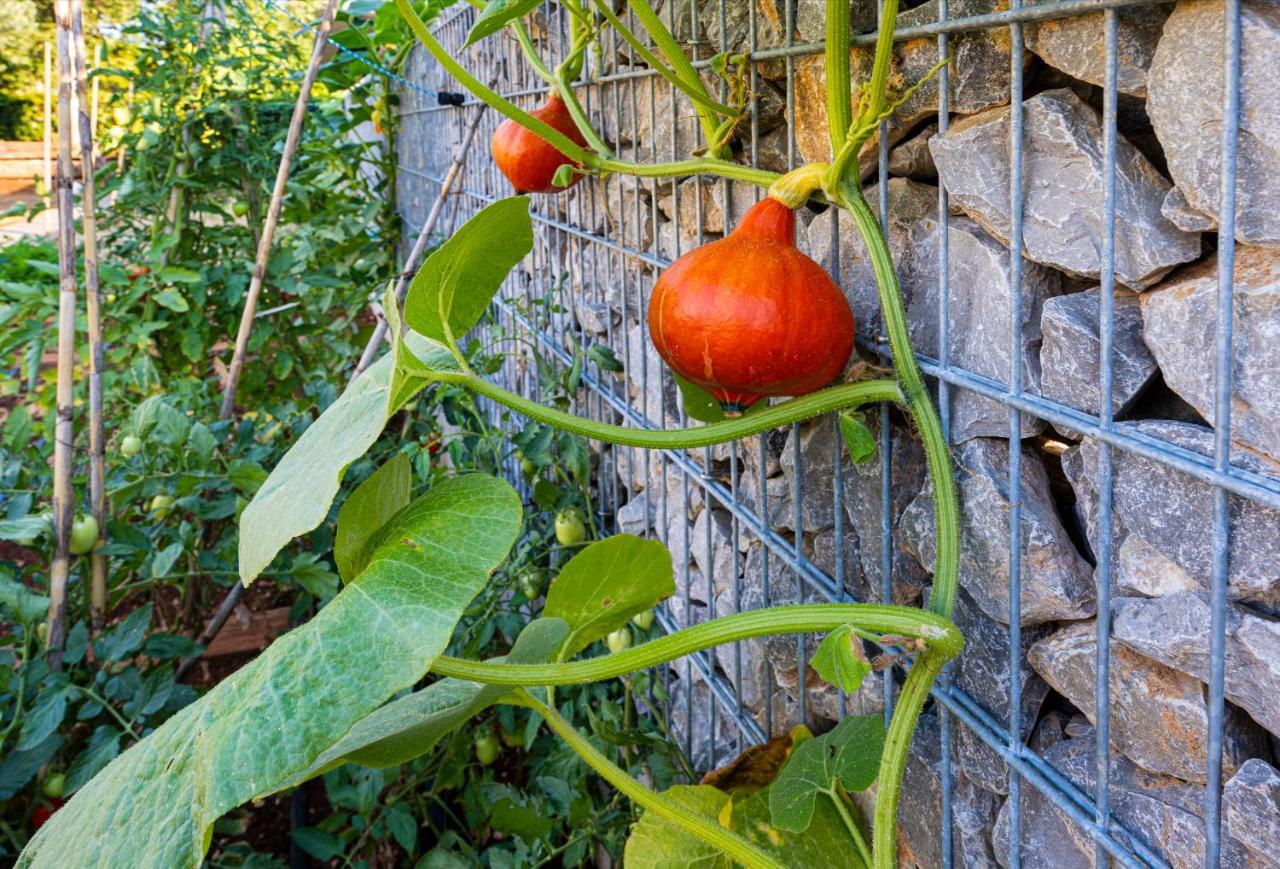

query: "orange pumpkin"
xmin=648 ymin=196 xmax=855 ymax=416
xmin=491 ymin=95 xmax=588 ymax=194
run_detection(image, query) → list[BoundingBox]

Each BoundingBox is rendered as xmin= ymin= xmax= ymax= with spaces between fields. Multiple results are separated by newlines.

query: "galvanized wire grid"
xmin=395 ymin=1 xmax=1266 ymax=865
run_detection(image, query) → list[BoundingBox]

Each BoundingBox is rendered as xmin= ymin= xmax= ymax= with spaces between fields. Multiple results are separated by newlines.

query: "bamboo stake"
xmin=352 ymin=101 xmax=489 ymax=378
xmin=71 ymin=0 xmax=107 ymax=626
xmin=48 ymin=0 xmax=79 ymax=669
xmin=43 ymin=42 xmax=53 ymax=201
xmin=91 ymin=42 xmax=102 ymax=139
xmin=219 ymin=0 xmax=342 ymax=420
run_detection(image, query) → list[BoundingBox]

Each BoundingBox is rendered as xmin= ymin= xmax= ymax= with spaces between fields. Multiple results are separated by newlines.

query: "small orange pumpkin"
xmin=491 ymin=95 xmax=588 ymax=194
xmin=648 ymin=196 xmax=855 ymax=416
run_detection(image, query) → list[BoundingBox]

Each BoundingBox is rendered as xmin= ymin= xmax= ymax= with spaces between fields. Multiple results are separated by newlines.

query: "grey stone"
xmin=794 ymin=0 xmax=1014 ymax=166
xmin=1225 ymin=758 xmax=1280 ymax=859
xmin=901 ymin=438 xmax=1096 ymax=626
xmin=889 ymin=123 xmax=939 ymax=181
xmin=808 ymin=179 xmax=1067 ymax=440
xmin=594 ymin=172 xmax=654 ymax=255
xmin=616 ymin=493 xmax=658 ymax=537
xmin=993 ymin=728 xmax=1261 ymax=869
xmin=1039 ymin=288 xmax=1158 ymax=418
xmin=1025 ymin=2 xmax=1173 ymax=96
xmin=1028 ymin=620 xmax=1268 ymax=782
xmin=949 ymin=588 xmax=1053 ymax=794
xmin=1162 ymin=185 xmax=1217 ymax=234
xmin=838 ymin=404 xmax=933 ymax=606
xmin=795 ymin=0 xmax=876 ymax=45
xmin=1113 ymin=592 xmax=1280 ymax=738
xmin=1063 ymin=420 xmax=1280 ymax=614
xmin=1140 ymin=245 xmax=1280 ymax=463
xmin=930 ymin=88 xmax=1201 ymax=289
xmin=625 ymin=322 xmax=682 ymax=425
xmin=667 ymin=676 xmax=743 ymax=773
xmin=900 ymin=713 xmax=1002 ymax=869
xmin=778 ymin=415 xmax=843 ymax=532
xmin=692 ymin=506 xmax=736 ymax=599
xmin=1147 ymin=0 xmax=1280 ymax=248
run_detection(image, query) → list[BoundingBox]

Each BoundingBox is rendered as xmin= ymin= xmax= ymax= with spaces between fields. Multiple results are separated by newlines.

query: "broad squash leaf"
xmin=286 ymin=618 xmax=569 ymax=781
xmin=20 ymin=474 xmax=521 ymax=868
xmin=623 ymin=784 xmax=731 ymax=868
xmin=768 ymin=713 xmax=885 ymax=833
xmin=544 ymin=535 xmax=674 ymax=658
xmin=809 ymin=625 xmax=872 ymax=694
xmin=334 ymin=453 xmax=412 ymax=584
xmin=237 ymin=330 xmax=449 ymax=586
xmin=404 ymin=196 xmax=533 ymax=348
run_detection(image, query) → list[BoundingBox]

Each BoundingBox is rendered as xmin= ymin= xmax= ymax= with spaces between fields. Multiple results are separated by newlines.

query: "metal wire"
xmin=396 ymin=0 xmax=1256 ymax=865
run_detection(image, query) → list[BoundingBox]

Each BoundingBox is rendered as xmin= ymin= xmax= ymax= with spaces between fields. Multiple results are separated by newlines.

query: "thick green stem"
xmin=515 ymin=689 xmax=785 ymax=869
xmin=873 ymin=651 xmax=945 ymax=868
xmin=432 ymin=603 xmax=962 ymax=685
xmin=446 ymin=370 xmax=903 ymax=449
xmin=837 ymin=186 xmax=958 ymax=620
xmin=825 ymin=0 xmax=852 ymax=151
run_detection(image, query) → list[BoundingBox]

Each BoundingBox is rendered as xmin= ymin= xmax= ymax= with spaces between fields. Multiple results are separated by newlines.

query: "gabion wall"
xmin=395 ymin=1 xmax=1280 ymax=866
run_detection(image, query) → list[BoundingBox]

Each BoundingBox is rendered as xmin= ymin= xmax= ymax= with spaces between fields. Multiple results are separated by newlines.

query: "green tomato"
xmin=474 ymin=732 xmax=500 ymax=766
xmin=631 ymin=608 xmax=656 ymax=631
xmin=606 ymin=627 xmax=632 ymax=653
xmin=41 ymin=773 xmax=65 ymax=800
xmin=120 ymin=435 xmax=142 ymax=458
xmin=520 ymin=456 xmax=537 ymax=477
xmin=69 ymin=514 xmax=98 ymax=555
xmin=149 ymin=494 xmax=174 ymax=517
xmin=555 ymin=510 xmax=586 ymax=547
xmin=230 ymin=200 xmax=249 ymax=218
xmin=517 ymin=571 xmax=542 ymax=600
xmin=105 ymin=293 xmax=117 ymax=304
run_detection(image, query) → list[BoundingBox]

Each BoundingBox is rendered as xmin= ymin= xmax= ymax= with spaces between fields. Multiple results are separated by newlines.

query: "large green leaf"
xmin=623 ymin=785 xmax=731 ymax=868
xmin=809 ymin=625 xmax=872 ymax=694
xmin=404 ymin=196 xmax=533 ymax=348
xmin=465 ymin=0 xmax=543 ymax=47
xmin=287 ymin=618 xmax=569 ymax=781
xmin=768 ymin=713 xmax=885 ymax=834
xmin=20 ymin=475 xmax=522 ymax=868
xmin=543 ymin=535 xmax=674 ymax=659
xmin=237 ymin=331 xmax=451 ymax=586
xmin=334 ymin=453 xmax=412 ymax=584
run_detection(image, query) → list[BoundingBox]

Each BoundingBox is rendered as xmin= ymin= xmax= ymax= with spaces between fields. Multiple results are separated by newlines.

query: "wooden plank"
xmin=203 ymin=605 xmax=293 ymax=658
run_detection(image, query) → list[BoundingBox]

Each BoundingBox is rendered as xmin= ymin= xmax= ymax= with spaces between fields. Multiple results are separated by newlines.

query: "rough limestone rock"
xmin=778 ymin=415 xmax=842 ymax=532
xmin=625 ymin=323 xmax=681 ymax=426
xmin=930 ymin=88 xmax=1201 ymax=289
xmin=807 ymin=179 xmax=1067 ymax=441
xmin=1147 ymin=0 xmax=1280 ymax=248
xmin=667 ymin=676 xmax=742 ymax=773
xmin=1039 ymin=288 xmax=1158 ymax=418
xmin=1028 ymin=620 xmax=1268 ymax=782
xmin=796 ymin=0 xmax=876 ymax=44
xmin=1225 ymin=759 xmax=1280 ymax=859
xmin=1162 ymin=185 xmax=1217 ymax=233
xmin=1140 ymin=245 xmax=1280 ymax=463
xmin=889 ymin=123 xmax=939 ymax=181
xmin=1025 ymin=2 xmax=1173 ymax=96
xmin=836 ymin=404 xmax=933 ymax=606
xmin=794 ymin=0 xmax=1014 ymax=166
xmin=1063 ymin=420 xmax=1280 ymax=614
xmin=692 ymin=506 xmax=736 ymax=598
xmin=901 ymin=438 xmax=1096 ymax=626
xmin=616 ymin=492 xmax=658 ymax=537
xmin=900 ymin=714 xmax=1003 ymax=869
xmin=949 ymin=588 xmax=1052 ymax=794
xmin=993 ymin=726 xmax=1260 ymax=868
xmin=1113 ymin=592 xmax=1280 ymax=737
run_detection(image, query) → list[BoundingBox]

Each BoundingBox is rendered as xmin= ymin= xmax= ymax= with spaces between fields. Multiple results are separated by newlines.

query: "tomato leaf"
xmin=767 ymin=713 xmax=885 ymax=833
xmin=838 ymin=411 xmax=877 ymax=465
xmin=809 ymin=624 xmax=871 ymax=693
xmin=404 ymin=196 xmax=533 ymax=350
xmin=465 ymin=0 xmax=543 ymax=46
xmin=20 ymin=475 xmax=522 ymax=868
xmin=335 ymin=453 xmax=412 ymax=584
xmin=543 ymin=535 xmax=674 ymax=659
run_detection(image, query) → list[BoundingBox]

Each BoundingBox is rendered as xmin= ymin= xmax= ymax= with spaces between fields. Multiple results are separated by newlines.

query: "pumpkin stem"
xmin=767 ymin=162 xmax=829 ymax=209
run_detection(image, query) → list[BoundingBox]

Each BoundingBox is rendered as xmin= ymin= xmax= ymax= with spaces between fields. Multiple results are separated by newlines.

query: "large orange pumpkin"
xmin=491 ymin=95 xmax=588 ymax=194
xmin=648 ymin=196 xmax=855 ymax=416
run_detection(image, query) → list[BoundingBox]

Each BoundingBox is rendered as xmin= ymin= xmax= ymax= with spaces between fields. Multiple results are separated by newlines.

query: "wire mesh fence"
xmin=394 ymin=1 xmax=1277 ymax=865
